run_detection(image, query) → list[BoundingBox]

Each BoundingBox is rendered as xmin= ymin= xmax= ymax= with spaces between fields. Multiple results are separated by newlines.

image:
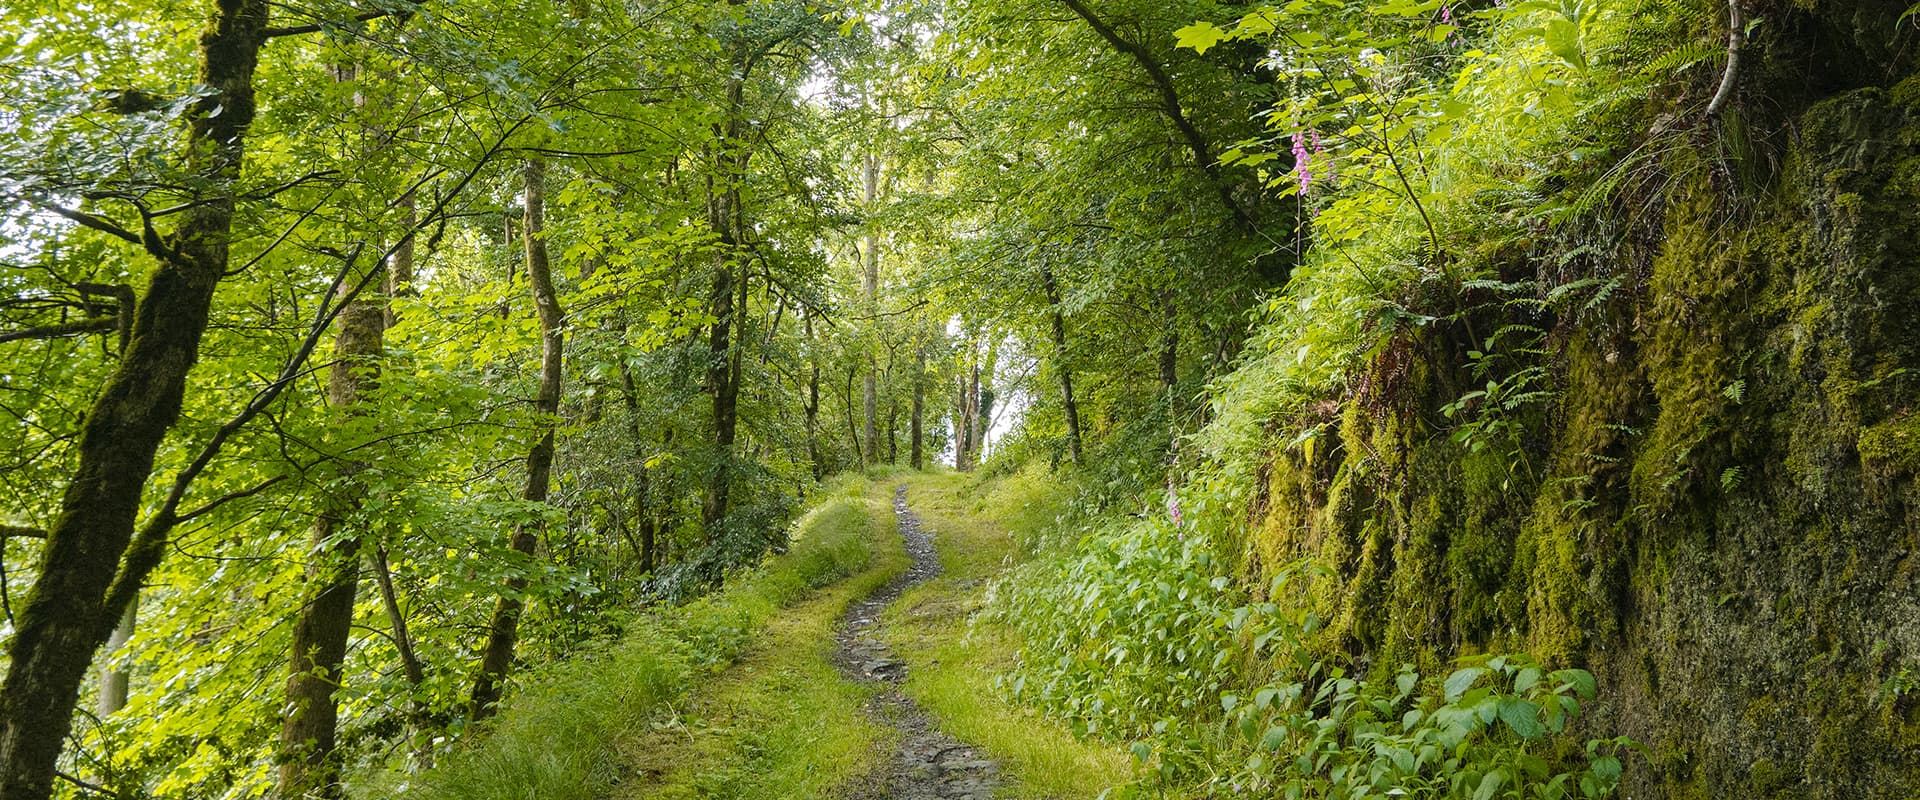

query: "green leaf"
xmin=1444 ymin=667 xmax=1485 ymax=702
xmin=1261 ymin=725 xmax=1289 ymax=750
xmin=1543 ymin=16 xmax=1586 ymax=68
xmin=1514 ymin=666 xmax=1542 ymax=694
xmin=1474 ymin=769 xmax=1507 ymax=800
xmin=1174 ymin=22 xmax=1230 ymax=54
xmin=1554 ymin=668 xmax=1597 ymax=699
xmin=1498 ymin=697 xmax=1544 ymax=739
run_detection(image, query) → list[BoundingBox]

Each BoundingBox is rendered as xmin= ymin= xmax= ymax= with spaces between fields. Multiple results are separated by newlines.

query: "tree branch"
xmin=53 ymin=769 xmax=119 ymax=799
xmin=98 ymin=117 xmax=529 ymax=623
xmin=174 ymin=474 xmax=290 ymax=526
xmin=0 ymin=317 xmax=117 ymax=346
xmin=75 ymin=283 xmax=136 ymax=353
xmin=0 ymin=525 xmax=47 ymax=540
xmin=263 ymin=7 xmax=412 ymax=38
xmin=1704 ymin=0 xmax=1743 ymax=119
xmin=44 ymin=206 xmax=142 ymax=246
xmin=1056 ymin=0 xmax=1254 ymax=232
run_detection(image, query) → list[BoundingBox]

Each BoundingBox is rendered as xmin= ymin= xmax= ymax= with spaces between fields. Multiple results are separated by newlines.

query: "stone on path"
xmin=832 ymin=486 xmax=1001 ymax=800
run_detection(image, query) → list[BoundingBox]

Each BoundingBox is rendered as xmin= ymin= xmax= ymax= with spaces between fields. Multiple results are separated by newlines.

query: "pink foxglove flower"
xmin=1167 ymin=490 xmax=1183 ymax=529
xmin=1291 ymin=131 xmax=1313 ymax=193
xmin=1313 ymin=129 xmax=1334 ymax=184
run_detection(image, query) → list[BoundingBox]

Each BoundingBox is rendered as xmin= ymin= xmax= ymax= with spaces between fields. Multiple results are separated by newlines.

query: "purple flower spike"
xmin=1292 ymin=131 xmax=1313 ymax=193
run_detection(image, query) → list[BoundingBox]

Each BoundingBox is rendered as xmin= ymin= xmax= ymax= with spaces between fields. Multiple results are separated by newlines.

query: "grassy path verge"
xmin=613 ymin=480 xmax=909 ymax=800
xmin=395 ymin=477 xmax=902 ymax=800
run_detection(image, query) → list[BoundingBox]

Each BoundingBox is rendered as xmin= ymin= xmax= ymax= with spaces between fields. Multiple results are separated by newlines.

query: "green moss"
xmin=1225 ymin=79 xmax=1920 ymax=799
xmin=1858 ymin=413 xmax=1920 ymax=477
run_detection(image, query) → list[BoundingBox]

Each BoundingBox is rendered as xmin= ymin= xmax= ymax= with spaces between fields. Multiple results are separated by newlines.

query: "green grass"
xmin=618 ymin=479 xmax=909 ymax=800
xmin=883 ymin=470 xmax=1135 ymax=800
xmin=392 ymin=469 xmax=1125 ymax=800
xmin=390 ymin=475 xmax=893 ymax=800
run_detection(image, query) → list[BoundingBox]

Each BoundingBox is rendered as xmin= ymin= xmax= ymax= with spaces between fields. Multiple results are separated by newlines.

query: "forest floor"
xmin=612 ymin=472 xmax=1128 ymax=800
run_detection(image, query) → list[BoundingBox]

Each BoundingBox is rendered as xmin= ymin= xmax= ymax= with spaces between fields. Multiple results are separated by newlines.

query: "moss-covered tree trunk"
xmin=277 ymin=247 xmax=388 ymax=799
xmin=470 ymin=157 xmax=565 ymax=720
xmin=0 ymin=2 xmax=269 ymax=796
xmin=702 ymin=62 xmax=747 ymax=534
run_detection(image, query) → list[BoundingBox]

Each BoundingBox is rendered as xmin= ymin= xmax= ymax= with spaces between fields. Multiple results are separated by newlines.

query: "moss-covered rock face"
xmin=1247 ymin=59 xmax=1920 ymax=800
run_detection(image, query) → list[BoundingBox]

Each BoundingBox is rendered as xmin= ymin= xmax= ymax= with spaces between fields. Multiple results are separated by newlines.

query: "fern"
xmin=1638 ymin=41 xmax=1718 ymax=77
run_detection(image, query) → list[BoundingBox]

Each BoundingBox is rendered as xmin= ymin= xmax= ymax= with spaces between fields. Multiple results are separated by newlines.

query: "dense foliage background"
xmin=1 ymin=0 xmax=1915 ymax=796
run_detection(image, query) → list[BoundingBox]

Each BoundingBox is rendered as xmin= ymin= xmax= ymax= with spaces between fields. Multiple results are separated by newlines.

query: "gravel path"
xmin=833 ymin=486 xmax=1000 ymax=800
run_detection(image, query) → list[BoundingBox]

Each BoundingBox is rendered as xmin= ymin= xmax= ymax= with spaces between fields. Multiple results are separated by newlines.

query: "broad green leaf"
xmin=1174 ymin=22 xmax=1230 ymax=54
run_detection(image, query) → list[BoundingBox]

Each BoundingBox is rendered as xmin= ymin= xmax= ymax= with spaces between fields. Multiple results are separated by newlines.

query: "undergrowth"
xmin=988 ymin=486 xmax=1632 ymax=799
xmin=383 ymin=476 xmax=878 ymax=800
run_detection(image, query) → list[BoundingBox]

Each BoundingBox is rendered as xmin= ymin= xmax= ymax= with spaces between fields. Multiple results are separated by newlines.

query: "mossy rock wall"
xmin=1246 ymin=55 xmax=1920 ymax=800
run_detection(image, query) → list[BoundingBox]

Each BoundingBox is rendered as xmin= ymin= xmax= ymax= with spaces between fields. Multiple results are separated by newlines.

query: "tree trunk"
xmin=953 ymin=374 xmax=968 ymax=470
xmin=277 ymin=516 xmax=361 ymax=800
xmin=278 ymin=256 xmax=386 ymax=799
xmin=619 ymin=361 xmax=655 ymax=575
xmin=845 ymin=365 xmax=865 ymax=468
xmin=805 ymin=315 xmax=823 ymax=481
xmin=911 ymin=346 xmax=924 ymax=470
xmin=95 ymin=601 xmax=135 ymax=718
xmin=1159 ymin=296 xmax=1178 ymax=392
xmin=1040 ymin=265 xmax=1082 ymax=466
xmin=702 ymin=66 xmax=747 ymax=535
xmin=860 ymin=154 xmax=881 ymax=466
xmin=369 ymin=545 xmax=432 ymax=769
xmin=470 ymin=158 xmax=565 ymax=720
xmin=0 ymin=2 xmax=270 ymax=795
xmin=386 ymin=189 xmax=416 ymax=327
xmin=277 ymin=57 xmax=394 ymax=799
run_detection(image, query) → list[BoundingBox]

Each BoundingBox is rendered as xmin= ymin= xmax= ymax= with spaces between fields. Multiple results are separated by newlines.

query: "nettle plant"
xmin=995 ymin=517 xmax=1246 ymax=736
xmin=1194 ymin=654 xmax=1632 ymax=799
xmin=999 ymin=507 xmax=1637 ymax=798
xmin=1097 ymin=564 xmax=1633 ymax=799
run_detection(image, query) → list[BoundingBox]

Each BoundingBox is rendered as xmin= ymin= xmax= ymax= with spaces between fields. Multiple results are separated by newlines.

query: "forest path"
xmin=833 ymin=486 xmax=1000 ymax=799
xmin=610 ymin=474 xmax=1125 ymax=800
